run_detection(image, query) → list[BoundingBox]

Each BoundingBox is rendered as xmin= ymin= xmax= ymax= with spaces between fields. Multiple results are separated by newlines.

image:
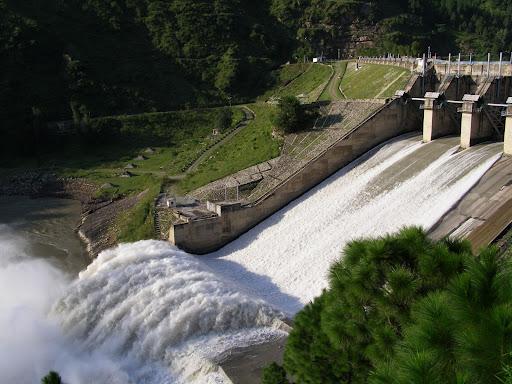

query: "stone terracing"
xmin=184 ymin=101 xmax=384 ymax=205
xmin=245 ymin=100 xmax=385 ymax=202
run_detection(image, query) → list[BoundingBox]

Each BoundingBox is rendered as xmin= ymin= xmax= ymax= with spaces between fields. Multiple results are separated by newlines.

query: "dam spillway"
xmin=2 ymin=134 xmax=503 ymax=384
xmin=202 ymin=135 xmax=502 ymax=314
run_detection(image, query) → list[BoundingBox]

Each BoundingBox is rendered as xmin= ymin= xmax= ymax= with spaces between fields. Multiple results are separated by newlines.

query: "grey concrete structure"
xmin=169 ymin=97 xmax=422 ymax=254
xmin=505 ymin=97 xmax=512 ymax=155
xmin=460 ymin=95 xmax=485 ymax=149
xmin=422 ymin=92 xmax=456 ymax=142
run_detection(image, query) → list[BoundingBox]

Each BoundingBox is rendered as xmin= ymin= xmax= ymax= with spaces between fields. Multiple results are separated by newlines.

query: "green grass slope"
xmin=177 ymin=103 xmax=281 ymax=193
xmin=340 ymin=63 xmax=410 ymax=99
xmin=268 ymin=63 xmax=332 ymax=102
xmin=319 ymin=61 xmax=348 ymax=101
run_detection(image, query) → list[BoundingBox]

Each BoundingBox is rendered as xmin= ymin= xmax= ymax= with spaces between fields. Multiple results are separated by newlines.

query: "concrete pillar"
xmin=460 ymin=95 xmax=482 ymax=149
xmin=505 ymin=97 xmax=512 ymax=155
xmin=422 ymin=92 xmax=445 ymax=142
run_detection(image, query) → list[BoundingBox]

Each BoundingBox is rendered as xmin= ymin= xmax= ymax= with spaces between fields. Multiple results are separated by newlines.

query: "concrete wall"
xmin=434 ymin=63 xmax=512 ymax=77
xmin=423 ymin=104 xmax=458 ymax=142
xmin=170 ymin=99 xmax=422 ymax=254
xmin=505 ymin=112 xmax=512 ymax=155
xmin=460 ymin=104 xmax=484 ymax=149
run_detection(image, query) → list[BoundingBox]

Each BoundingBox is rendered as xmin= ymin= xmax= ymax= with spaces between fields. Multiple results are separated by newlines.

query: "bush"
xmin=41 ymin=371 xmax=62 ymax=384
xmin=262 ymin=362 xmax=290 ymax=384
xmin=273 ymin=96 xmax=304 ymax=133
xmin=216 ymin=107 xmax=233 ymax=133
xmin=283 ymin=227 xmax=472 ymax=383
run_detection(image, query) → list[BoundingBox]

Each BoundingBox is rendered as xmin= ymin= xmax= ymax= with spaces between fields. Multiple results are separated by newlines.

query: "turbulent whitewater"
xmin=0 ymin=135 xmax=503 ymax=383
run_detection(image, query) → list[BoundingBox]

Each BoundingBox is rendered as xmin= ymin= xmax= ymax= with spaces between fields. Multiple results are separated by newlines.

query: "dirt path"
xmin=326 ymin=62 xmax=347 ymax=100
xmin=185 ymin=106 xmax=254 ymax=174
xmin=165 ymin=106 xmax=255 ymax=182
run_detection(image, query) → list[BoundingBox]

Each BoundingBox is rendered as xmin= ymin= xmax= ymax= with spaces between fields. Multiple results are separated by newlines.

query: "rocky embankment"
xmin=0 ymin=171 xmax=142 ymax=258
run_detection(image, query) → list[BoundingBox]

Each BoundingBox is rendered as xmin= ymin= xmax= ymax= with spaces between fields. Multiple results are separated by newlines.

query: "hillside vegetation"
xmin=2 ymin=0 xmax=512 ymax=157
xmin=340 ymin=63 xmax=410 ymax=99
xmin=269 ymin=227 xmax=512 ymax=384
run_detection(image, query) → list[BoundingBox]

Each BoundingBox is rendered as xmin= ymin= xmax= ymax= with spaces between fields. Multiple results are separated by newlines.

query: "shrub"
xmin=262 ymin=362 xmax=290 ymax=384
xmin=273 ymin=96 xmax=304 ymax=133
xmin=41 ymin=371 xmax=62 ymax=384
xmin=283 ymin=227 xmax=472 ymax=383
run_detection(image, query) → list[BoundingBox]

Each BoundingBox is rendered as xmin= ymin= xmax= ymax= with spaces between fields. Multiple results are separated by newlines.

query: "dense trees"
xmin=2 ymin=0 xmax=512 ymax=157
xmin=271 ymin=227 xmax=512 ymax=384
xmin=372 ymin=247 xmax=512 ymax=384
xmin=269 ymin=0 xmax=512 ymax=57
xmin=283 ymin=227 xmax=471 ymax=383
xmin=0 ymin=0 xmax=288 ymax=156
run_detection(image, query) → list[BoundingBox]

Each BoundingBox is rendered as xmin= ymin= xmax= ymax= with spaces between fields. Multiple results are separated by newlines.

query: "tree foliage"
xmin=283 ymin=227 xmax=472 ymax=383
xmin=273 ymin=96 xmax=305 ymax=133
xmin=2 ymin=0 xmax=511 ymax=157
xmin=280 ymin=228 xmax=512 ymax=384
xmin=262 ymin=362 xmax=290 ymax=384
xmin=371 ymin=247 xmax=512 ymax=384
xmin=41 ymin=371 xmax=62 ymax=384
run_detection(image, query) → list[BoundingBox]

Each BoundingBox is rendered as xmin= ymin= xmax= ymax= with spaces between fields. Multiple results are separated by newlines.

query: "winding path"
xmin=166 ymin=106 xmax=255 ymax=182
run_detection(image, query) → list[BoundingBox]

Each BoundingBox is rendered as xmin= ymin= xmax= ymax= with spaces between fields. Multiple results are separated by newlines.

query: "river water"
xmin=0 ymin=135 xmax=503 ymax=384
xmin=0 ymin=196 xmax=88 ymax=274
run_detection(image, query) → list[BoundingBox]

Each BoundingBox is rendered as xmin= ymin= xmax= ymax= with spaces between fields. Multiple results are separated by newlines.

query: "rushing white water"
xmin=0 ymin=134 xmax=503 ymax=384
xmin=205 ymin=136 xmax=503 ymax=314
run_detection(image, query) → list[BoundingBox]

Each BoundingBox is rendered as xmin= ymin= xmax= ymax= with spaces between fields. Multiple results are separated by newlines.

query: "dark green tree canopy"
xmin=273 ymin=96 xmax=305 ymax=133
xmin=41 ymin=371 xmax=62 ymax=384
xmin=283 ymin=227 xmax=472 ymax=384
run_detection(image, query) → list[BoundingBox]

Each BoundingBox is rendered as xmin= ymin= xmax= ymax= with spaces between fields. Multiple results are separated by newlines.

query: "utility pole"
xmin=499 ymin=52 xmax=503 ymax=78
xmin=337 ymin=48 xmax=340 ymax=61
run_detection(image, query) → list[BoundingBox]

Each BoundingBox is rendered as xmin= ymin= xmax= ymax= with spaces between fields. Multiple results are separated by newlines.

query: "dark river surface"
xmin=0 ymin=196 xmax=89 ymax=274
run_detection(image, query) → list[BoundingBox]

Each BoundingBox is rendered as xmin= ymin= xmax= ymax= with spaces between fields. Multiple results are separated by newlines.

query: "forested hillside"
xmin=271 ymin=0 xmax=512 ymax=58
xmin=1 ymin=0 xmax=511 ymax=156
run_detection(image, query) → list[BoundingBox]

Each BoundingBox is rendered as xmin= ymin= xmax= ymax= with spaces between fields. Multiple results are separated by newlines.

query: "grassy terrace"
xmin=319 ymin=61 xmax=348 ymax=101
xmin=176 ymin=103 xmax=281 ymax=193
xmin=340 ymin=62 xmax=410 ymax=99
xmin=262 ymin=63 xmax=332 ymax=102
xmin=47 ymin=107 xmax=245 ymax=195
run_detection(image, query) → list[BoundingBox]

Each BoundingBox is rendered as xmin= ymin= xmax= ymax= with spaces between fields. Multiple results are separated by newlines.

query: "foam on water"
xmin=0 ymin=135 xmax=503 ymax=383
xmin=204 ymin=137 xmax=502 ymax=313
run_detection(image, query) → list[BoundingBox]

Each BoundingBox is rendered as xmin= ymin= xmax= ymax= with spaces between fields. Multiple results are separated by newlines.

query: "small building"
xmin=166 ymin=196 xmax=198 ymax=208
xmin=313 ymin=56 xmax=324 ymax=63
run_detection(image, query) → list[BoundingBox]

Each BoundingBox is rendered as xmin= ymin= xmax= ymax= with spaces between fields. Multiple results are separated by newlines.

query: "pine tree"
xmin=283 ymin=227 xmax=472 ymax=384
xmin=262 ymin=362 xmax=290 ymax=384
xmin=371 ymin=247 xmax=512 ymax=384
xmin=41 ymin=371 xmax=62 ymax=384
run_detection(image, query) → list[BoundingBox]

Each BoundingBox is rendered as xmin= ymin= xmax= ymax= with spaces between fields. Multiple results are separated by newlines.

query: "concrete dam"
xmin=47 ymin=133 xmax=503 ymax=384
xmin=23 ymin=67 xmax=511 ymax=382
xmin=167 ymin=59 xmax=512 ymax=256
